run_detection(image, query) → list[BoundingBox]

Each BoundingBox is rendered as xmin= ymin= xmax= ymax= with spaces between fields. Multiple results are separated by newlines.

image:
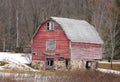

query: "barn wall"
xmin=32 ymin=20 xmax=103 ymax=70
xmin=71 ymin=42 xmax=103 ymax=60
xmin=32 ymin=20 xmax=70 ymax=61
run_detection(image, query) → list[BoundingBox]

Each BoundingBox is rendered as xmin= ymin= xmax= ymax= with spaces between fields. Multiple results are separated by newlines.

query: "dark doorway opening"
xmin=86 ymin=61 xmax=91 ymax=69
xmin=65 ymin=59 xmax=70 ymax=69
xmin=46 ymin=58 xmax=54 ymax=70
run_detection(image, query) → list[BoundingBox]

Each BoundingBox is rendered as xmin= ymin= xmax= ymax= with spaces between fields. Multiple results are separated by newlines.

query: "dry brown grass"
xmin=98 ymin=63 xmax=120 ymax=70
xmin=0 ymin=70 xmax=120 ymax=82
xmin=49 ymin=70 xmax=120 ymax=82
xmin=0 ymin=61 xmax=8 ymax=66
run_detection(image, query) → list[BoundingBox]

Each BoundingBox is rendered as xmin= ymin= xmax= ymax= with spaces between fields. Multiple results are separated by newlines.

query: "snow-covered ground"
xmin=0 ymin=52 xmax=34 ymax=71
xmin=97 ymin=68 xmax=120 ymax=75
xmin=98 ymin=61 xmax=120 ymax=64
xmin=0 ymin=52 xmax=32 ymax=64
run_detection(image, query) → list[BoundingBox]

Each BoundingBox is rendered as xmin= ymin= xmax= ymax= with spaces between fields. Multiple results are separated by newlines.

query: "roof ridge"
xmin=51 ymin=17 xmax=104 ymax=44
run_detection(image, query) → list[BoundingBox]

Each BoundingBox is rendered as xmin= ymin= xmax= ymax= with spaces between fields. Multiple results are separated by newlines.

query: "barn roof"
xmin=51 ymin=17 xmax=103 ymax=44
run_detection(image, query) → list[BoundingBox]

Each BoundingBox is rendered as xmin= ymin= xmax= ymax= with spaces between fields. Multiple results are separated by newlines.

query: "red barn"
xmin=31 ymin=17 xmax=103 ymax=70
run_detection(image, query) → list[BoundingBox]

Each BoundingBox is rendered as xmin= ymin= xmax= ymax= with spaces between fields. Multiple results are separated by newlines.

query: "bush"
xmin=15 ymin=47 xmax=23 ymax=53
xmin=49 ymin=70 xmax=120 ymax=82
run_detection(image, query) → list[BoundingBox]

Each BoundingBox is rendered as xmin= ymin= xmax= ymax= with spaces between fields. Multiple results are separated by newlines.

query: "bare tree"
xmin=0 ymin=0 xmax=119 ymax=56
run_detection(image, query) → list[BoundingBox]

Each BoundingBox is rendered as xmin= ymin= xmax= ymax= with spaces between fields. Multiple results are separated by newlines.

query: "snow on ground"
xmin=97 ymin=68 xmax=120 ymax=75
xmin=98 ymin=61 xmax=120 ymax=64
xmin=0 ymin=52 xmax=35 ymax=71
xmin=0 ymin=52 xmax=32 ymax=64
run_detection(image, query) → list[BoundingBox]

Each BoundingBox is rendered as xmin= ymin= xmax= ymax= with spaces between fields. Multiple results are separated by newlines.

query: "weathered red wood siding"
xmin=71 ymin=42 xmax=102 ymax=60
xmin=32 ymin=21 xmax=70 ymax=61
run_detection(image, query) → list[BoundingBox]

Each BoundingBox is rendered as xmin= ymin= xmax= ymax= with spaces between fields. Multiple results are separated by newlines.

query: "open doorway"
xmin=65 ymin=59 xmax=70 ymax=69
xmin=85 ymin=61 xmax=91 ymax=69
xmin=46 ymin=58 xmax=54 ymax=70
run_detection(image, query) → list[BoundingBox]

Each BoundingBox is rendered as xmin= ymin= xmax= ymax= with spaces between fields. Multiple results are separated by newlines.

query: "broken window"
xmin=46 ymin=40 xmax=56 ymax=51
xmin=46 ymin=21 xmax=54 ymax=31
xmin=46 ymin=58 xmax=54 ymax=66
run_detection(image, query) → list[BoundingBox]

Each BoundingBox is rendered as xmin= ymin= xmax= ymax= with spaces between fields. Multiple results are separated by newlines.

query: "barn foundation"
xmin=31 ymin=60 xmax=45 ymax=70
xmin=71 ymin=60 xmax=97 ymax=70
xmin=31 ymin=60 xmax=97 ymax=70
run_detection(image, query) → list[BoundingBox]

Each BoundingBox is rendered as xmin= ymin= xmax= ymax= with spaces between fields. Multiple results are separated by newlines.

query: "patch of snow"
xmin=0 ymin=67 xmax=4 ymax=70
xmin=0 ymin=52 xmax=32 ymax=64
xmin=0 ymin=57 xmax=36 ymax=71
xmin=97 ymin=68 xmax=120 ymax=75
xmin=98 ymin=61 xmax=120 ymax=64
xmin=0 ymin=52 xmax=35 ymax=71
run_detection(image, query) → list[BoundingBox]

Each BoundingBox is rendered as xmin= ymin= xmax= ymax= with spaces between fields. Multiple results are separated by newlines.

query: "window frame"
xmin=46 ymin=40 xmax=56 ymax=51
xmin=46 ymin=21 xmax=54 ymax=31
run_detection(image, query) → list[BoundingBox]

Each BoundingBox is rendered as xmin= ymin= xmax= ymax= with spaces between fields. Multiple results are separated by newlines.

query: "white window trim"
xmin=46 ymin=40 xmax=56 ymax=51
xmin=46 ymin=21 xmax=54 ymax=31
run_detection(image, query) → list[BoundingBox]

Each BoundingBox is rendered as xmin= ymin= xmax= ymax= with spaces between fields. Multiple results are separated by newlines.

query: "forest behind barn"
xmin=0 ymin=0 xmax=120 ymax=59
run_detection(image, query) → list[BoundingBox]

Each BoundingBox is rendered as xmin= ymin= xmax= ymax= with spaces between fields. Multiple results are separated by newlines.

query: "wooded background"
xmin=0 ymin=0 xmax=120 ymax=59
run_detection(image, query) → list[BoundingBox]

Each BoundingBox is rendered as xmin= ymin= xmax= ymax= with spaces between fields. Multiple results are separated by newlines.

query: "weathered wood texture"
xmin=32 ymin=21 xmax=70 ymax=60
xmin=32 ymin=19 xmax=103 ymax=70
xmin=32 ymin=20 xmax=103 ymax=62
xmin=71 ymin=42 xmax=102 ymax=60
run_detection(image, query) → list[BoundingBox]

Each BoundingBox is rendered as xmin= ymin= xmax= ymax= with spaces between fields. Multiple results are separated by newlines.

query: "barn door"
xmin=46 ymin=58 xmax=54 ymax=70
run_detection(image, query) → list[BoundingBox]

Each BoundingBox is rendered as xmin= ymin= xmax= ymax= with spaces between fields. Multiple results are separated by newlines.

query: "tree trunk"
xmin=16 ymin=10 xmax=19 ymax=47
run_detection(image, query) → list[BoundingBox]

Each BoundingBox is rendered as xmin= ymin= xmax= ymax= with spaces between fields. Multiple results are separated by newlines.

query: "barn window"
xmin=46 ymin=21 xmax=54 ymax=31
xmin=46 ymin=40 xmax=56 ymax=51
